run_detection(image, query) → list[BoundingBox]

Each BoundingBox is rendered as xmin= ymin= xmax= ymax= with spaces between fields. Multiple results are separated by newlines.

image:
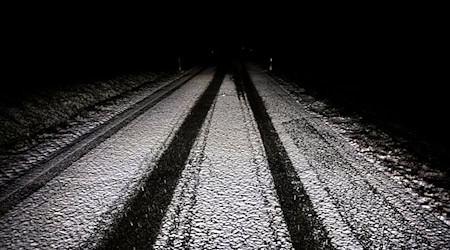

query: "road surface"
xmin=0 ymin=63 xmax=449 ymax=249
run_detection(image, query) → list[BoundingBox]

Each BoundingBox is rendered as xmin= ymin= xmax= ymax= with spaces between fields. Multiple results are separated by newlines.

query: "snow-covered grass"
xmin=0 ymin=70 xmax=177 ymax=148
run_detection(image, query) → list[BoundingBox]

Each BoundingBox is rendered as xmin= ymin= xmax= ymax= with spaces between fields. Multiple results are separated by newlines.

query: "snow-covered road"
xmin=246 ymin=64 xmax=450 ymax=249
xmin=0 ymin=68 xmax=216 ymax=249
xmin=0 ymin=63 xmax=449 ymax=249
xmin=154 ymin=75 xmax=292 ymax=249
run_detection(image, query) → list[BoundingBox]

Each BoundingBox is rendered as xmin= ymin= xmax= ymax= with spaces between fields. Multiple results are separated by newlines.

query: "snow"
xmin=269 ymin=72 xmax=449 ymax=223
xmin=0 ymin=71 xmax=169 ymax=147
xmin=247 ymin=64 xmax=450 ymax=249
xmin=154 ymin=75 xmax=292 ymax=249
xmin=2 ymin=63 xmax=448 ymax=249
xmin=0 ymin=70 xmax=187 ymax=187
xmin=0 ymin=68 xmax=215 ymax=249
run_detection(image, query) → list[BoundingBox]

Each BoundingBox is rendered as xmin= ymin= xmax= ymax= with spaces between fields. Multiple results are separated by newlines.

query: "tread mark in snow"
xmin=99 ymin=67 xmax=226 ymax=249
xmin=233 ymin=62 xmax=334 ymax=250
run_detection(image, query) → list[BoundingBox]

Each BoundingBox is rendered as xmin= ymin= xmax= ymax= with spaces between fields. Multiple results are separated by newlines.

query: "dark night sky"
xmin=3 ymin=5 xmax=446 ymax=92
xmin=5 ymin=5 xmax=445 ymax=73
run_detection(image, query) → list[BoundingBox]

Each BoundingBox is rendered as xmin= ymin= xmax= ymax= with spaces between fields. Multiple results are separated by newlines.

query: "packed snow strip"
xmin=0 ymin=67 xmax=216 ymax=250
xmin=0 ymin=70 xmax=192 ymax=188
xmin=272 ymin=74 xmax=450 ymax=223
xmin=0 ymin=70 xmax=171 ymax=148
xmin=247 ymin=65 xmax=450 ymax=249
xmin=154 ymin=75 xmax=293 ymax=249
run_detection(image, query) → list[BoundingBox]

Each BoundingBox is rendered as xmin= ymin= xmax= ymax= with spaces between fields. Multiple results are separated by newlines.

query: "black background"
xmin=2 ymin=5 xmax=448 ymax=145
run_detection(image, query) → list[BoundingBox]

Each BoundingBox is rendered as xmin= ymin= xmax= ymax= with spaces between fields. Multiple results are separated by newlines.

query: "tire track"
xmin=233 ymin=62 xmax=333 ymax=250
xmin=0 ymin=67 xmax=203 ymax=216
xmin=154 ymin=74 xmax=292 ymax=249
xmin=247 ymin=63 xmax=450 ymax=249
xmin=0 ymin=67 xmax=215 ymax=249
xmin=98 ymin=66 xmax=226 ymax=249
